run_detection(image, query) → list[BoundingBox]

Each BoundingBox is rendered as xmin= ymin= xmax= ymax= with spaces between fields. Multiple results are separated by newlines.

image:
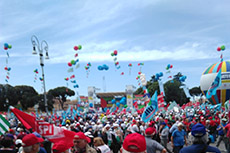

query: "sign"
xmin=35 ymin=121 xmax=54 ymax=136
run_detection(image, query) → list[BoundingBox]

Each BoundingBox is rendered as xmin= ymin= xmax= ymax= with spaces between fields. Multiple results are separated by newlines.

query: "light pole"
xmin=31 ymin=35 xmax=49 ymax=115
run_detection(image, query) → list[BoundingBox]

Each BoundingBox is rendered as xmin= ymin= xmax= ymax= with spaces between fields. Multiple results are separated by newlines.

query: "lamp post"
xmin=31 ymin=35 xmax=49 ymax=115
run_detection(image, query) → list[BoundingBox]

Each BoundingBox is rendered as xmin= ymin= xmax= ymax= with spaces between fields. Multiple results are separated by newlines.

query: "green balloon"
xmin=71 ymin=60 xmax=75 ymax=65
xmin=8 ymin=45 xmax=12 ymax=49
xmin=221 ymin=45 xmax=225 ymax=50
xmin=111 ymin=53 xmax=114 ymax=56
xmin=78 ymin=45 xmax=82 ymax=50
xmin=124 ymin=104 xmax=127 ymax=108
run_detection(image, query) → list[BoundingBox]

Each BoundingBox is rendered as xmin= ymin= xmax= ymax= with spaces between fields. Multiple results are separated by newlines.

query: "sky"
xmin=0 ymin=0 xmax=230 ymax=98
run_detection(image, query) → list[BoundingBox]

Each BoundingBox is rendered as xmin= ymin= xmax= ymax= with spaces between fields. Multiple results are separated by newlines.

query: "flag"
xmin=133 ymin=101 xmax=139 ymax=110
xmin=10 ymin=107 xmax=76 ymax=149
xmin=157 ymin=92 xmax=164 ymax=108
xmin=0 ymin=114 xmax=10 ymax=135
xmin=141 ymin=91 xmax=158 ymax=123
xmin=100 ymin=98 xmax=107 ymax=108
xmin=206 ymin=68 xmax=222 ymax=99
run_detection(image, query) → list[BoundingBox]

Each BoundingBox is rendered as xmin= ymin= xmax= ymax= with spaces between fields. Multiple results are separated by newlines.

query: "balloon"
xmin=74 ymin=84 xmax=79 ymax=88
xmin=98 ymin=66 xmax=103 ymax=70
xmin=138 ymin=63 xmax=141 ymax=66
xmin=121 ymin=72 xmax=124 ymax=75
xmin=128 ymin=63 xmax=132 ymax=67
xmin=114 ymin=50 xmax=118 ymax=55
xmin=7 ymin=67 xmax=11 ymax=71
xmin=71 ymin=60 xmax=75 ymax=65
xmin=78 ymin=45 xmax=82 ymax=50
xmin=89 ymin=103 xmax=93 ymax=108
xmin=217 ymin=47 xmax=221 ymax=51
xmin=138 ymin=72 xmax=141 ymax=75
xmin=221 ymin=45 xmax=225 ymax=51
xmin=111 ymin=99 xmax=116 ymax=104
xmin=116 ymin=102 xmax=120 ymax=107
xmin=68 ymin=62 xmax=72 ymax=67
xmin=75 ymin=53 xmax=78 ymax=57
xmin=111 ymin=53 xmax=114 ymax=56
xmin=159 ymin=72 xmax=163 ymax=77
xmin=103 ymin=107 xmax=107 ymax=112
xmin=4 ymin=67 xmax=8 ymax=70
xmin=4 ymin=47 xmax=8 ymax=50
xmin=74 ymin=46 xmax=78 ymax=50
xmin=124 ymin=104 xmax=127 ymax=108
xmin=170 ymin=65 xmax=173 ymax=68
xmin=4 ymin=43 xmax=9 ymax=48
xmin=115 ymin=62 xmax=119 ymax=65
xmin=8 ymin=45 xmax=12 ymax=49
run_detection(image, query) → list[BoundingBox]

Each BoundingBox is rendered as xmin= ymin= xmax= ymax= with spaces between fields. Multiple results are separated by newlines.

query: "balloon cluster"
xmin=217 ymin=45 xmax=225 ymax=51
xmin=138 ymin=62 xmax=144 ymax=72
xmin=4 ymin=43 xmax=12 ymax=50
xmin=33 ymin=69 xmax=39 ymax=82
xmin=85 ymin=62 xmax=92 ymax=77
xmin=98 ymin=64 xmax=109 ymax=71
xmin=111 ymin=50 xmax=120 ymax=69
xmin=120 ymin=97 xmax=126 ymax=105
xmin=39 ymin=77 xmax=44 ymax=81
xmin=128 ymin=63 xmax=132 ymax=75
xmin=166 ymin=64 xmax=173 ymax=70
xmin=155 ymin=72 xmax=163 ymax=81
xmin=3 ymin=43 xmax=12 ymax=83
xmin=4 ymin=66 xmax=11 ymax=82
xmin=64 ymin=77 xmax=69 ymax=81
xmin=179 ymin=75 xmax=187 ymax=82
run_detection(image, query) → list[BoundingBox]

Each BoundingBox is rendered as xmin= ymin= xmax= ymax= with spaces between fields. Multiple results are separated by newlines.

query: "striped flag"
xmin=0 ymin=114 xmax=10 ymax=135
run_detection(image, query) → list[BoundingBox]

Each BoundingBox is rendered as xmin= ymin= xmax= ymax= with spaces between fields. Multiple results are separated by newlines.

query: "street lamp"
xmin=31 ymin=35 xmax=49 ymax=115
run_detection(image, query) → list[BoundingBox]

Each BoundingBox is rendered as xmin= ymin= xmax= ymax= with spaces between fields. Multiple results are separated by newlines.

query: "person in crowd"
xmin=171 ymin=122 xmax=187 ymax=153
xmin=120 ymin=133 xmax=146 ymax=153
xmin=93 ymin=137 xmax=111 ymax=153
xmin=223 ymin=120 xmax=230 ymax=153
xmin=72 ymin=132 xmax=97 ymax=153
xmin=159 ymin=122 xmax=169 ymax=150
xmin=216 ymin=118 xmax=228 ymax=149
xmin=0 ymin=136 xmax=16 ymax=153
xmin=145 ymin=127 xmax=167 ymax=153
xmin=21 ymin=133 xmax=44 ymax=153
xmin=179 ymin=123 xmax=220 ymax=153
xmin=52 ymin=141 xmax=70 ymax=153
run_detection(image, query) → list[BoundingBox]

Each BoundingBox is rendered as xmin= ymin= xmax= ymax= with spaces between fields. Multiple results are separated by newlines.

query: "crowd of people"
xmin=0 ymin=108 xmax=230 ymax=153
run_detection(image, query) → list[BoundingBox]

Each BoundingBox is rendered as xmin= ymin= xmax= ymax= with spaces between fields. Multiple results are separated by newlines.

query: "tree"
xmin=48 ymin=87 xmax=75 ymax=110
xmin=189 ymin=86 xmax=202 ymax=96
xmin=0 ymin=84 xmax=17 ymax=111
xmin=14 ymin=85 xmax=39 ymax=109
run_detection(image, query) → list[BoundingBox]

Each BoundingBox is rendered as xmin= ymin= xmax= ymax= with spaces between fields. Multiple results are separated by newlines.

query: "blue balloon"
xmin=159 ymin=72 xmax=163 ymax=77
xmin=4 ymin=43 xmax=9 ymax=48
xmin=116 ymin=102 xmax=120 ymax=107
xmin=111 ymin=99 xmax=116 ymax=104
xmin=98 ymin=66 xmax=103 ymax=70
xmin=103 ymin=107 xmax=107 ymax=112
xmin=104 ymin=65 xmax=109 ymax=70
xmin=89 ymin=103 xmax=93 ymax=108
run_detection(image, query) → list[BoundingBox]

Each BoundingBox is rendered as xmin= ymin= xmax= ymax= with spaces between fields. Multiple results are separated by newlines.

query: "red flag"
xmin=10 ymin=107 xmax=76 ymax=149
xmin=100 ymin=98 xmax=107 ymax=108
xmin=10 ymin=106 xmax=36 ymax=130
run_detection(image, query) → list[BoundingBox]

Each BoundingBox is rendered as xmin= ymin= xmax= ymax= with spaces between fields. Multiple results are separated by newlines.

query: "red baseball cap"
xmin=22 ymin=134 xmax=44 ymax=147
xmin=52 ymin=141 xmax=70 ymax=153
xmin=122 ymin=133 xmax=146 ymax=153
xmin=145 ymin=127 xmax=154 ymax=136
xmin=74 ymin=132 xmax=91 ymax=143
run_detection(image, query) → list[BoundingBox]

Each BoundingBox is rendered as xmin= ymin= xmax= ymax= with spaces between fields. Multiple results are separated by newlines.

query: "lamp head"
xmin=45 ymin=52 xmax=49 ymax=59
xmin=32 ymin=46 xmax=37 ymax=55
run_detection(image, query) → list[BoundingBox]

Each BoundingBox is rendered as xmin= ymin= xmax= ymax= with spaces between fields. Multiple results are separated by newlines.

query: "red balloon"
xmin=114 ymin=50 xmax=118 ymax=55
xmin=75 ymin=53 xmax=78 ymax=57
xmin=4 ymin=47 xmax=8 ymax=50
xmin=170 ymin=65 xmax=173 ymax=68
xmin=217 ymin=47 xmax=221 ymax=51
xmin=68 ymin=62 xmax=72 ymax=67
xmin=121 ymin=72 xmax=124 ymax=75
xmin=138 ymin=72 xmax=141 ymax=75
xmin=136 ymin=77 xmax=139 ymax=80
xmin=74 ymin=46 xmax=79 ymax=51
xmin=138 ymin=63 xmax=141 ymax=66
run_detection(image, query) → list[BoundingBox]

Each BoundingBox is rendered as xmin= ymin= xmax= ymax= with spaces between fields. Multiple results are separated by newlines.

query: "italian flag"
xmin=0 ymin=114 xmax=10 ymax=135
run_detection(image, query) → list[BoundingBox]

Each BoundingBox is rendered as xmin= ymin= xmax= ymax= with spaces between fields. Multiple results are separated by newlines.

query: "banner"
xmin=141 ymin=91 xmax=158 ymax=123
xmin=206 ymin=68 xmax=222 ymax=99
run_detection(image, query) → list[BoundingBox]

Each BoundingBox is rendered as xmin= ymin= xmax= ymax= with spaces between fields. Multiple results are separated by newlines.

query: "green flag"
xmin=0 ymin=114 xmax=10 ymax=135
